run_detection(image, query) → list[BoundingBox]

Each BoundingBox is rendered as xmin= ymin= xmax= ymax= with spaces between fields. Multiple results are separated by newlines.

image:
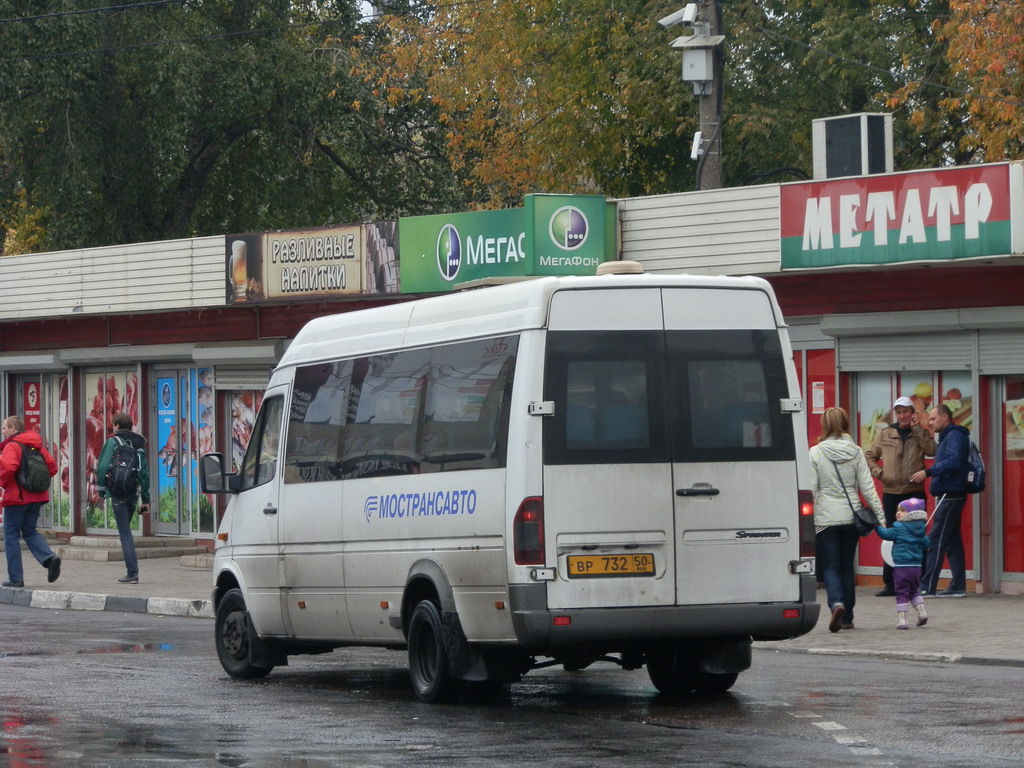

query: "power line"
xmin=0 ymin=0 xmax=181 ymax=25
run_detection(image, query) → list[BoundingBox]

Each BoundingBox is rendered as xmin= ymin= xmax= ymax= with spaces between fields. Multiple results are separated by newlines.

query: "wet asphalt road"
xmin=0 ymin=607 xmax=1020 ymax=767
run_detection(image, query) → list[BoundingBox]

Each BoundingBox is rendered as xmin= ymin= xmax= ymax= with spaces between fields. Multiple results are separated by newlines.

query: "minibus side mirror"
xmin=200 ymin=453 xmax=238 ymax=494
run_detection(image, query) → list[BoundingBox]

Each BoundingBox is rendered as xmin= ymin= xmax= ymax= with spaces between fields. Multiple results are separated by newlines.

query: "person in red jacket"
xmin=1 ymin=416 xmax=60 ymax=588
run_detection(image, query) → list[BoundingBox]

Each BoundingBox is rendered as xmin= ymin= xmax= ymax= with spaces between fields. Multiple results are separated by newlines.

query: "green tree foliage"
xmin=372 ymin=0 xmax=696 ymax=207
xmin=378 ymin=0 xmax=975 ymax=199
xmin=930 ymin=1 xmax=1024 ymax=160
xmin=0 ymin=0 xmax=464 ymax=253
xmin=726 ymin=0 xmax=974 ymax=184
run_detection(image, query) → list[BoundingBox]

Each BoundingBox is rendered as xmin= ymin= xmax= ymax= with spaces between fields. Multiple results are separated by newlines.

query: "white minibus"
xmin=201 ymin=268 xmax=820 ymax=702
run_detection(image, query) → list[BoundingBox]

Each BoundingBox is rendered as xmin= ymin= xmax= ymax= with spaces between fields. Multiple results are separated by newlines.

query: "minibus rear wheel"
xmin=216 ymin=588 xmax=273 ymax=679
xmin=645 ymin=644 xmax=697 ymax=695
xmin=408 ymin=599 xmax=465 ymax=703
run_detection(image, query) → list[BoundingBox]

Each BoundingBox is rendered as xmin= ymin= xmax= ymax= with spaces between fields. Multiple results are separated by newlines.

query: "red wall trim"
xmin=768 ymin=264 xmax=1024 ymax=317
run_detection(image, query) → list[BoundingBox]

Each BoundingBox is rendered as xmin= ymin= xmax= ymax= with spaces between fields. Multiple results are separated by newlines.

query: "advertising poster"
xmin=399 ymin=194 xmax=615 ymax=293
xmin=84 ymin=371 xmax=138 ymax=529
xmin=155 ymin=377 xmax=178 ymax=525
xmin=22 ymin=382 xmax=41 ymax=433
xmin=231 ymin=390 xmax=264 ymax=473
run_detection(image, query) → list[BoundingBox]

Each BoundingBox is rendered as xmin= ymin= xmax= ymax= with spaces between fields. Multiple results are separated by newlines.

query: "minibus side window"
xmin=342 ymin=349 xmax=430 ymax=479
xmin=420 ymin=337 xmax=518 ymax=473
xmin=283 ymin=336 xmax=519 ymax=482
xmin=284 ymin=361 xmax=353 ymax=483
xmin=239 ymin=396 xmax=284 ymax=491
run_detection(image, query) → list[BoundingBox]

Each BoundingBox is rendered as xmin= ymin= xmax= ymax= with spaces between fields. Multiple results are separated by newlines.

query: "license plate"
xmin=566 ymin=553 xmax=655 ymax=579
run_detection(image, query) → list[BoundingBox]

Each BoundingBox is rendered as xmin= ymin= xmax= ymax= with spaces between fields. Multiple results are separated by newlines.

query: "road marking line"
xmin=812 ymin=721 xmax=846 ymax=731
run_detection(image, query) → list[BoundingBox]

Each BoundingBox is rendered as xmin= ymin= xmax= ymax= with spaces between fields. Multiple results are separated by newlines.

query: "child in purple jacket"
xmin=875 ymin=498 xmax=930 ymax=629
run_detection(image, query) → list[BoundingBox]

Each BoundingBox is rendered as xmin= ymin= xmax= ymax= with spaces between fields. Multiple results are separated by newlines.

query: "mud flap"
xmin=247 ymin=614 xmax=288 ymax=668
xmin=441 ymin=611 xmax=522 ymax=683
xmin=696 ymin=638 xmax=752 ymax=675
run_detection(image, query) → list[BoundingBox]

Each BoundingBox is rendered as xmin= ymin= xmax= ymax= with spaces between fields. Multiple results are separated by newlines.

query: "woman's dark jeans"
xmin=816 ymin=523 xmax=859 ymax=624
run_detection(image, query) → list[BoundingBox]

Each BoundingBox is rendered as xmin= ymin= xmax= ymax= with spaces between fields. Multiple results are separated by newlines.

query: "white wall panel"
xmin=0 ymin=236 xmax=225 ymax=320
xmin=617 ymin=185 xmax=781 ymax=276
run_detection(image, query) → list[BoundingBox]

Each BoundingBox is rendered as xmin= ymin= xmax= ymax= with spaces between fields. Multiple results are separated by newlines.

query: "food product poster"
xmin=857 ymin=372 xmax=892 ymax=449
xmin=55 ymin=375 xmax=71 ymax=528
xmin=84 ymin=371 xmax=138 ymax=529
xmin=939 ymin=372 xmax=973 ymax=430
xmin=1006 ymin=393 xmax=1024 ymax=461
xmin=194 ymin=369 xmax=215 ymax=531
xmin=231 ymin=390 xmax=264 ymax=473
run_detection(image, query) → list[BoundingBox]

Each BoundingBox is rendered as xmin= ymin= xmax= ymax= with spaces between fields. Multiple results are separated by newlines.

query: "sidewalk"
xmin=0 ymin=555 xmax=214 ymax=619
xmin=1 ymin=558 xmax=1021 ymax=667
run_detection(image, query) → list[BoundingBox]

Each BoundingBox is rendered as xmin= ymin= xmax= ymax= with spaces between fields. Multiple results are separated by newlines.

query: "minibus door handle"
xmin=676 ymin=486 xmax=720 ymax=497
xmin=263 ymin=504 xmax=278 ymax=515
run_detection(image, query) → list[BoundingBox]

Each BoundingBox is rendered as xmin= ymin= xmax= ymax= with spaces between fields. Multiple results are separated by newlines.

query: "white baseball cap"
xmin=893 ymin=396 xmax=914 ymax=408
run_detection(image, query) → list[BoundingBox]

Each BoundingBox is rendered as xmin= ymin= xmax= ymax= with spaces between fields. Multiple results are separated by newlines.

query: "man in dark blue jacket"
xmin=911 ymin=403 xmax=969 ymax=597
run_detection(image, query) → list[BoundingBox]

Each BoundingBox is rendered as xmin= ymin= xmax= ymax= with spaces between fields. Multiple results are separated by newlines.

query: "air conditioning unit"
xmin=811 ymin=113 xmax=893 ymax=179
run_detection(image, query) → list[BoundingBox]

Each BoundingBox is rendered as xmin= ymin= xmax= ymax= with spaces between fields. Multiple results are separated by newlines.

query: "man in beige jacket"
xmin=865 ymin=396 xmax=936 ymax=597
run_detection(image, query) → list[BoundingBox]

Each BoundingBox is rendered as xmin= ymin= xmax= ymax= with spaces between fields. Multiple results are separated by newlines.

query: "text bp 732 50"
xmin=566 ymin=553 xmax=655 ymax=578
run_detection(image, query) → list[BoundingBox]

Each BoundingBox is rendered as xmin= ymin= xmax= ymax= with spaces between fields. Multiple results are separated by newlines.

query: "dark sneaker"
xmin=2 ymin=581 xmax=25 ymax=588
xmin=46 ymin=556 xmax=61 ymax=584
xmin=828 ymin=604 xmax=845 ymax=633
xmin=117 ymin=576 xmax=139 ymax=584
xmin=936 ymin=589 xmax=966 ymax=598
xmin=875 ymin=589 xmax=894 ymax=597
xmin=920 ymin=590 xmax=936 ymax=598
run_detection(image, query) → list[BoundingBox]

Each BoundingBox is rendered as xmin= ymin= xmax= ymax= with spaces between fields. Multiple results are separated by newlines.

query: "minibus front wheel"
xmin=216 ymin=588 xmax=274 ymax=680
xmin=407 ymin=599 xmax=466 ymax=703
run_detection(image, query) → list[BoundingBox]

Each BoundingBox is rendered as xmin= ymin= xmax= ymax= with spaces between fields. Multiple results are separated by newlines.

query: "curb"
xmin=754 ymin=644 xmax=1024 ymax=668
xmin=0 ymin=586 xmax=213 ymax=619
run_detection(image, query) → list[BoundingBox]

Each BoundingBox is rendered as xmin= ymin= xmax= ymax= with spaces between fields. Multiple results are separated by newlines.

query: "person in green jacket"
xmin=95 ymin=412 xmax=151 ymax=584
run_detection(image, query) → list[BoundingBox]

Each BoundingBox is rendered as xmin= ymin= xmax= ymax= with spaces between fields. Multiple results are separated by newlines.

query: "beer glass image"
xmin=229 ymin=240 xmax=248 ymax=302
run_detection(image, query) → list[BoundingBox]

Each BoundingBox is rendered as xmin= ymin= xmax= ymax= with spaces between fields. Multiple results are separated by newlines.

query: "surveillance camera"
xmin=658 ymin=3 xmax=698 ymax=28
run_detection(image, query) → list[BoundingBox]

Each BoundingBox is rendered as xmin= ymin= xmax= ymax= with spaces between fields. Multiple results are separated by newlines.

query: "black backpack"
xmin=14 ymin=440 xmax=51 ymax=493
xmin=106 ymin=436 xmax=141 ymax=496
xmin=965 ymin=440 xmax=986 ymax=494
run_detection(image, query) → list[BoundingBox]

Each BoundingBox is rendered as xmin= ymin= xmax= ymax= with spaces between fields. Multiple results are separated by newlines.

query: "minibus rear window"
xmin=544 ymin=330 xmax=794 ymax=465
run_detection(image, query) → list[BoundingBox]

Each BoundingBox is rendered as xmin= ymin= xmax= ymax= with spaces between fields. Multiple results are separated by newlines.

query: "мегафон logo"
xmin=548 ymin=206 xmax=589 ymax=250
xmin=436 ymin=223 xmax=462 ymax=282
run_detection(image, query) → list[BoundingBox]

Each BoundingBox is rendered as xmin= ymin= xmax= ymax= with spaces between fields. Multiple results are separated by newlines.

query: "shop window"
xmin=1003 ymin=376 xmax=1024 ymax=573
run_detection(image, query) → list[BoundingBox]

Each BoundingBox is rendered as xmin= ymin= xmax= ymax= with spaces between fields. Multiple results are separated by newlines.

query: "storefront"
xmin=620 ymin=162 xmax=1024 ymax=594
xmin=0 ymin=227 xmax=400 ymax=545
xmin=0 ymin=194 xmax=616 ymax=548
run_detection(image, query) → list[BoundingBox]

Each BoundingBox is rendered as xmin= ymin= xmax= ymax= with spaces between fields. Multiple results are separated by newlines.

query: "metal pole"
xmin=696 ymin=0 xmax=723 ymax=190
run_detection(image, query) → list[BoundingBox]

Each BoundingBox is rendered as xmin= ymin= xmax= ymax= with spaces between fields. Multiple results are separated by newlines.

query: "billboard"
xmin=398 ymin=194 xmax=616 ymax=293
xmin=225 ymin=221 xmax=399 ymax=303
xmin=780 ymin=163 xmax=1022 ymax=270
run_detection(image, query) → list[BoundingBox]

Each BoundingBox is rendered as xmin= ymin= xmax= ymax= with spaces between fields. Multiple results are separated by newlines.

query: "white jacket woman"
xmin=809 ymin=433 xmax=884 ymax=528
xmin=809 ymin=407 xmax=883 ymax=634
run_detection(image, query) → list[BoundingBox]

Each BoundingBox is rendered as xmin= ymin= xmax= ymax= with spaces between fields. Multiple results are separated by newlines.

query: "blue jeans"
xmin=111 ymin=496 xmax=139 ymax=579
xmin=922 ymin=494 xmax=967 ymax=593
xmin=4 ymin=503 xmax=56 ymax=584
xmin=816 ymin=524 xmax=859 ymax=624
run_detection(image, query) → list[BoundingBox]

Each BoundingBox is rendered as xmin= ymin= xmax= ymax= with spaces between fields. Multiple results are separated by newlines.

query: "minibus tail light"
xmin=514 ymin=497 xmax=545 ymax=565
xmin=798 ymin=491 xmax=815 ymax=558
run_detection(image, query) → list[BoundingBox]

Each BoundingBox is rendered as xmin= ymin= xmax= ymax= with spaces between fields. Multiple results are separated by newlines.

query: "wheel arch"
xmin=212 ymin=564 xmax=244 ymax=613
xmin=401 ymin=559 xmax=456 ymax=638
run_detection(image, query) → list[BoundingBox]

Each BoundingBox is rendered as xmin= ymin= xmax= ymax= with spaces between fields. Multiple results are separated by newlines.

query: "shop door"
xmin=153 ymin=368 xmax=215 ymax=536
xmin=17 ymin=375 xmax=71 ymax=530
